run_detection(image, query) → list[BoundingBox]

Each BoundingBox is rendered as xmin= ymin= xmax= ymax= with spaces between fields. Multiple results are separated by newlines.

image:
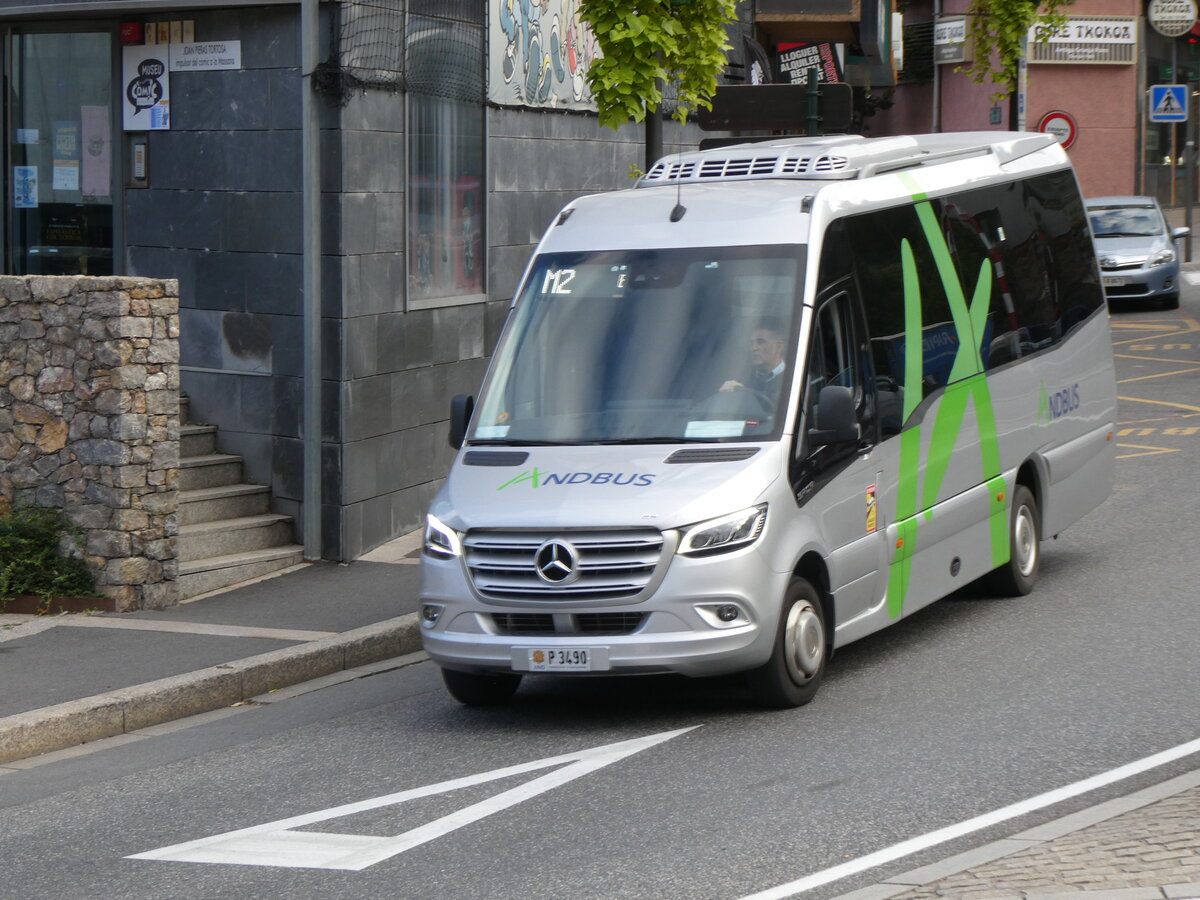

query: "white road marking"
xmin=128 ymin=726 xmax=697 ymax=871
xmin=738 ymin=734 xmax=1200 ymax=900
xmin=1183 ymin=271 xmax=1200 ymax=286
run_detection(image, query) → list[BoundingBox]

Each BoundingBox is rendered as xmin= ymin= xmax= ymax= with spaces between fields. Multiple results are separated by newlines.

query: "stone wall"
xmin=0 ymin=276 xmax=181 ymax=610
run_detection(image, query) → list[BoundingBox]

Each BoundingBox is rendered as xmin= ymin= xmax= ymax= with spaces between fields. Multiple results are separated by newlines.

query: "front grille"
xmin=1104 ymin=283 xmax=1152 ymax=297
xmin=464 ymin=529 xmax=663 ymax=602
xmin=492 ymin=613 xmax=555 ymax=634
xmin=491 ymin=612 xmax=647 ymax=636
xmin=1099 ymin=257 xmax=1147 ymax=270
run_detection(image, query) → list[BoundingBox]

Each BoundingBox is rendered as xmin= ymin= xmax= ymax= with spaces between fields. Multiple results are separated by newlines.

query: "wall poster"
xmin=489 ymin=0 xmax=600 ymax=110
xmin=122 ymin=44 xmax=170 ymax=130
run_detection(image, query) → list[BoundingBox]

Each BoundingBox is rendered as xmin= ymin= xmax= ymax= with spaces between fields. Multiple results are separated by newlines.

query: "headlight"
xmin=678 ymin=505 xmax=767 ymax=557
xmin=424 ymin=514 xmax=462 ymax=559
xmin=1150 ymin=248 xmax=1175 ymax=267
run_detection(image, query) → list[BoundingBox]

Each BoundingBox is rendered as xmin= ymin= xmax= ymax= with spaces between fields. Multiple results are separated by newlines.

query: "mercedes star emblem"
xmin=534 ymin=539 xmax=581 ymax=584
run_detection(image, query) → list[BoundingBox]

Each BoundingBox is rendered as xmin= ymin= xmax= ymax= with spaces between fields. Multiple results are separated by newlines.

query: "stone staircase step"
xmin=179 ymin=483 xmax=271 ymax=525
xmin=180 ymin=423 xmax=217 ymax=457
xmin=177 ymin=453 xmax=243 ymax=491
xmin=178 ymin=545 xmax=306 ymax=600
xmin=178 ymin=513 xmax=296 ymax=562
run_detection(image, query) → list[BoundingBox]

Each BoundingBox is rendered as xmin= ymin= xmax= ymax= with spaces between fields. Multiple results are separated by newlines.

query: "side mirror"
xmin=1173 ymin=226 xmax=1191 ymax=240
xmin=809 ymin=385 xmax=859 ymax=446
xmin=448 ymin=394 xmax=475 ymax=449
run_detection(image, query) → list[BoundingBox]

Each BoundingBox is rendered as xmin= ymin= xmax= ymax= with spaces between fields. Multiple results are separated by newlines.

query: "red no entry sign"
xmin=1037 ymin=110 xmax=1078 ymax=149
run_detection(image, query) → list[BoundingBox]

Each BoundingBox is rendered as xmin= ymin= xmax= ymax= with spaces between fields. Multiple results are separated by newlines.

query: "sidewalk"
xmin=0 ymin=527 xmax=426 ymax=767
xmin=2 ymin=529 xmax=1199 ymax=897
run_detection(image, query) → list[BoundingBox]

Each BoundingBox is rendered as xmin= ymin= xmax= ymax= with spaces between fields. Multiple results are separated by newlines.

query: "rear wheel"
xmin=985 ymin=484 xmax=1040 ymax=596
xmin=441 ymin=668 xmax=522 ymax=706
xmin=746 ymin=577 xmax=827 ymax=709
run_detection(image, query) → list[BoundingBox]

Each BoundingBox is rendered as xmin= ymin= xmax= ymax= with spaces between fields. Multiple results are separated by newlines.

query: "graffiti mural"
xmin=489 ymin=0 xmax=600 ymax=110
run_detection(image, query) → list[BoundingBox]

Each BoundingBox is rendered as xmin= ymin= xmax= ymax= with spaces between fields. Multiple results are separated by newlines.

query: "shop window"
xmin=8 ymin=31 xmax=114 ymax=276
xmin=406 ymin=7 xmax=485 ymax=308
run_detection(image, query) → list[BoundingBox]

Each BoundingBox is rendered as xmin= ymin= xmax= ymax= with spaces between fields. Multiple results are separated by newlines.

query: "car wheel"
xmin=746 ymin=577 xmax=827 ymax=708
xmin=441 ymin=668 xmax=522 ymax=706
xmin=1161 ymin=291 xmax=1180 ymax=310
xmin=984 ymin=484 xmax=1040 ymax=597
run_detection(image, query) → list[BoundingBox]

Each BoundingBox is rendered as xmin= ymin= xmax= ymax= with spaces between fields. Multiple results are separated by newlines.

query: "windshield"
xmin=471 ymin=246 xmax=804 ymax=445
xmin=1088 ymin=206 xmax=1164 ymax=238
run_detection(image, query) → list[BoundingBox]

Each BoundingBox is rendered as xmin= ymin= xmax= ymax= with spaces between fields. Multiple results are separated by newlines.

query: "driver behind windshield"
xmin=719 ymin=322 xmax=787 ymax=399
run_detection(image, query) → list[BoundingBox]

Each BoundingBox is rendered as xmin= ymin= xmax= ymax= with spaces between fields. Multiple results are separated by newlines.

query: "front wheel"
xmin=746 ymin=577 xmax=827 ymax=709
xmin=441 ymin=668 xmax=522 ymax=706
xmin=985 ymin=484 xmax=1040 ymax=597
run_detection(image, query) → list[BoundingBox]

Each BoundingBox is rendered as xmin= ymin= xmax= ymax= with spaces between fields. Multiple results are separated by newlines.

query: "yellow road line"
xmin=1116 ymin=443 xmax=1184 ymax=458
xmin=1114 ymin=353 xmax=1200 ymax=364
xmin=1118 ymin=366 xmax=1200 ymax=384
xmin=1117 ymin=412 xmax=1200 ymax=425
xmin=1111 ymin=321 xmax=1187 ymax=330
xmin=1118 ymin=395 xmax=1200 ymax=412
xmin=1109 ymin=317 xmax=1200 ymax=346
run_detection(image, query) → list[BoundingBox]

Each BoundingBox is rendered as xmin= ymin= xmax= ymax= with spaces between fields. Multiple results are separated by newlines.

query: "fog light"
xmin=421 ymin=603 xmax=443 ymax=625
xmin=695 ymin=603 xmax=748 ymax=629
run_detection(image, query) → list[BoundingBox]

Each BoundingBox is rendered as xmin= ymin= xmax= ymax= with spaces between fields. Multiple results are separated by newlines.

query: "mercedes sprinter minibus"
xmin=419 ymin=132 xmax=1118 ymax=708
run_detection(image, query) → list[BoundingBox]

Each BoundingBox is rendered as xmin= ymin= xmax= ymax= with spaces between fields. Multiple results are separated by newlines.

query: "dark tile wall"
xmin=125 ymin=5 xmax=345 ymax=553
xmin=114 ymin=4 xmax=711 ymax=561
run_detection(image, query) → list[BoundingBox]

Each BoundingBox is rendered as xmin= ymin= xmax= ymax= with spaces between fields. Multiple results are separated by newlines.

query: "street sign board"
xmin=1148 ymin=0 xmax=1198 ymax=37
xmin=1149 ymin=84 xmax=1188 ymax=123
xmin=933 ymin=16 xmax=970 ymax=64
xmin=697 ymin=84 xmax=853 ymax=133
xmin=1037 ymin=110 xmax=1078 ymax=149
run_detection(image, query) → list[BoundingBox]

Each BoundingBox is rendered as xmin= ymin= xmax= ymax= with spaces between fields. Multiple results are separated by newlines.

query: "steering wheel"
xmin=697 ymin=385 xmax=776 ymax=420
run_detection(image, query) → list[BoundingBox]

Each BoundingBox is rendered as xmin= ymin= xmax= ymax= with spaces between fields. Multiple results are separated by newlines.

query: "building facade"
xmin=0 ymin=0 xmax=761 ymax=562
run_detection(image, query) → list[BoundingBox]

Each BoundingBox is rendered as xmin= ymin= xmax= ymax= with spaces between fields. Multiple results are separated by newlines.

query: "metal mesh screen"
xmin=314 ymin=0 xmax=484 ymax=104
xmin=317 ymin=0 xmax=404 ymax=97
xmin=405 ymin=13 xmax=484 ymax=102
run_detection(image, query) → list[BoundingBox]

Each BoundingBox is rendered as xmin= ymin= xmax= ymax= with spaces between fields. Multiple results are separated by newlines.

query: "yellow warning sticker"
xmin=866 ymin=484 xmax=877 ymax=533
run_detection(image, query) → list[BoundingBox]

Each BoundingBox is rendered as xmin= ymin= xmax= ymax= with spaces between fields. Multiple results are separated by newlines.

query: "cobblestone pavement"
xmin=891 ymin=784 xmax=1200 ymax=899
xmin=835 ymin=771 xmax=1200 ymax=900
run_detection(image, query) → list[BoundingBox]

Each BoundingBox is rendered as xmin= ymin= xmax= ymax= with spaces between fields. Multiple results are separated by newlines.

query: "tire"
xmin=985 ymin=484 xmax=1040 ymax=597
xmin=746 ymin=577 xmax=827 ymax=709
xmin=1162 ymin=292 xmax=1180 ymax=310
xmin=441 ymin=668 xmax=522 ymax=706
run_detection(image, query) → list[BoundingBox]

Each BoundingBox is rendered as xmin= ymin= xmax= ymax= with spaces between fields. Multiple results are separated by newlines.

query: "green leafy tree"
xmin=579 ymin=0 xmax=740 ymax=129
xmin=963 ymin=0 xmax=1073 ymax=100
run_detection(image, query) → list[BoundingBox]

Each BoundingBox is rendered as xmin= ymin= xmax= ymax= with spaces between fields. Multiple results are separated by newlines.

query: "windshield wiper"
xmin=468 ymin=439 xmax=590 ymax=446
xmin=592 ymin=437 xmax=724 ymax=445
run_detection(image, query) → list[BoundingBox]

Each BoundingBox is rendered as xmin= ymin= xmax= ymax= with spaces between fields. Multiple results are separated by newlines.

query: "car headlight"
xmin=1150 ymin=248 xmax=1175 ymax=267
xmin=424 ymin=514 xmax=462 ymax=559
xmin=678 ymin=505 xmax=767 ymax=557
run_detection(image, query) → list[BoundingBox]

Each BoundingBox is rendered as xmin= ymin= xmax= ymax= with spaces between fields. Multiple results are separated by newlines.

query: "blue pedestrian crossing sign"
xmin=1149 ymin=84 xmax=1188 ymax=123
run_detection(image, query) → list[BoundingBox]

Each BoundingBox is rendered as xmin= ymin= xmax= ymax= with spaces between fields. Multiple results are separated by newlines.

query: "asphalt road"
xmin=3 ymin=289 xmax=1200 ymax=900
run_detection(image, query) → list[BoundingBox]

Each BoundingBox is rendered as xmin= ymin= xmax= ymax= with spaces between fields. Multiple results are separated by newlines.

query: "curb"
xmin=829 ymin=768 xmax=1200 ymax=900
xmin=0 ymin=613 xmax=422 ymax=765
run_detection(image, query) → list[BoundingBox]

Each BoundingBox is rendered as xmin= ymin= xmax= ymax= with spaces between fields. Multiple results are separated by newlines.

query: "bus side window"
xmin=793 ymin=286 xmax=876 ymax=494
